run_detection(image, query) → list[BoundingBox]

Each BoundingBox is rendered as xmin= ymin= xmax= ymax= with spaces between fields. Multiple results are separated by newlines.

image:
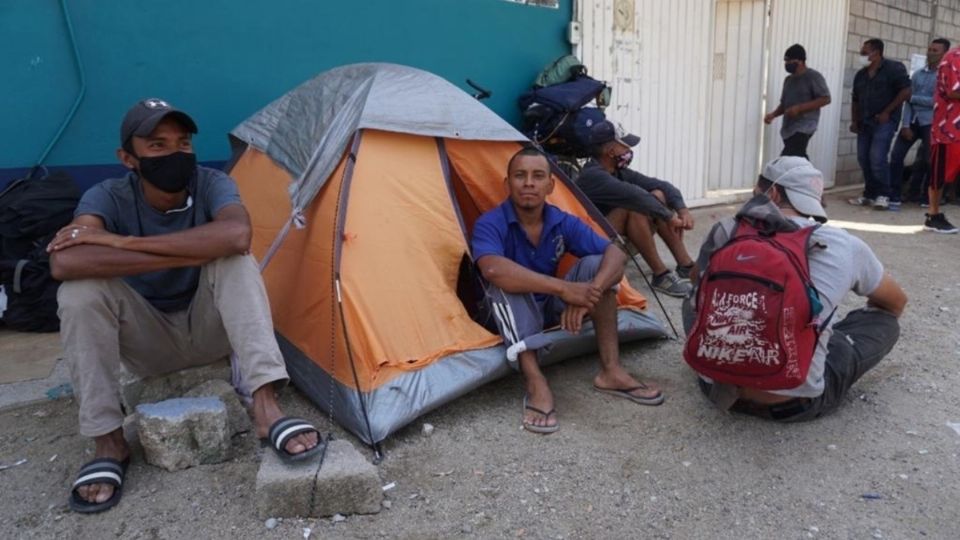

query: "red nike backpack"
xmin=683 ymin=219 xmax=828 ymax=390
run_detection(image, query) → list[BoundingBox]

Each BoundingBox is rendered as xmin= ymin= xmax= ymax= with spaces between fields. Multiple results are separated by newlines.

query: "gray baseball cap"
xmin=761 ymin=156 xmax=827 ymax=223
xmin=120 ymin=98 xmax=197 ymax=148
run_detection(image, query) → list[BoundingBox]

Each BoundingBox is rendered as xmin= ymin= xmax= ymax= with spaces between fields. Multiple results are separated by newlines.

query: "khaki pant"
xmin=58 ymin=254 xmax=288 ymax=437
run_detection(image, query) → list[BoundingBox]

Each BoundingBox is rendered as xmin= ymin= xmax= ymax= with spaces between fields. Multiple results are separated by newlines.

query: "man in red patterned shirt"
xmin=927 ymin=46 xmax=960 ymax=233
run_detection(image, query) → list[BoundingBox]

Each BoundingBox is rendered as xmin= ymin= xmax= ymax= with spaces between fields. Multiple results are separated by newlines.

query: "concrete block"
xmin=183 ymin=379 xmax=252 ymax=435
xmin=312 ymin=440 xmax=382 ymax=517
xmin=847 ymin=33 xmax=863 ymax=54
xmin=255 ymin=439 xmax=382 ymax=519
xmin=255 ymin=445 xmax=323 ymax=519
xmin=851 ymin=0 xmax=865 ymax=17
xmin=120 ymin=358 xmax=231 ymax=411
xmin=880 ymin=24 xmax=894 ymax=41
xmin=122 ymin=413 xmax=143 ymax=456
xmin=137 ymin=397 xmax=231 ymax=472
xmin=893 ymin=26 xmax=904 ymax=43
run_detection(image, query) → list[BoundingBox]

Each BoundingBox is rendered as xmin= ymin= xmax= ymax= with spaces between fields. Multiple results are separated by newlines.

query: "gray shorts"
xmin=483 ymin=254 xmax=604 ymax=368
xmin=693 ymin=307 xmax=901 ymax=421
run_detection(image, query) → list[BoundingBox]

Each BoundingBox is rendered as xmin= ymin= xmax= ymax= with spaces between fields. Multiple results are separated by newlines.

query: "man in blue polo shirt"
xmin=472 ymin=147 xmax=663 ymax=435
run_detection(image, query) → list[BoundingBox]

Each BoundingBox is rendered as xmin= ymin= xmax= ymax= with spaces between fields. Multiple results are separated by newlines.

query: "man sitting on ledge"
xmin=48 ymin=98 xmax=322 ymax=514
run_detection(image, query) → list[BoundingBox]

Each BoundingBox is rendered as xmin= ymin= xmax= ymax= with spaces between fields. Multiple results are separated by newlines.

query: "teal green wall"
xmin=2 ymin=0 xmax=570 ymax=181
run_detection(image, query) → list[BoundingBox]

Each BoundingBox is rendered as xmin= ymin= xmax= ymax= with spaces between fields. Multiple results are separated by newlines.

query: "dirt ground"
xmin=2 ymin=191 xmax=959 ymax=539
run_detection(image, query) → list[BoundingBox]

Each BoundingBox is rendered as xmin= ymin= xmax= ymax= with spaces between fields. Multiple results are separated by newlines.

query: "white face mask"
xmin=858 ymin=54 xmax=872 ymax=67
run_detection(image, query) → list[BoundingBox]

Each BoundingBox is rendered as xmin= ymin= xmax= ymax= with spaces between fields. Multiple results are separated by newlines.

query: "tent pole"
xmin=334 ymin=275 xmax=380 ymax=450
xmin=329 ymin=130 xmax=380 ymax=450
xmin=617 ymin=235 xmax=679 ymax=339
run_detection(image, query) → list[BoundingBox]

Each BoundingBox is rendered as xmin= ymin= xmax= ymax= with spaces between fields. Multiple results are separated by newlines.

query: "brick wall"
xmin=837 ymin=0 xmax=960 ymax=185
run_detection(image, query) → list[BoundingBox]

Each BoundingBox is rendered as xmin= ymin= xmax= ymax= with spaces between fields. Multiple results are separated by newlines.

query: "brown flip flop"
xmin=593 ymin=384 xmax=665 ymax=406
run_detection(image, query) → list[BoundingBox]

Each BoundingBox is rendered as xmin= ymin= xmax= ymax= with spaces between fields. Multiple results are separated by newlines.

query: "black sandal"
xmin=68 ymin=457 xmax=130 ymax=514
xmin=261 ymin=417 xmax=326 ymax=462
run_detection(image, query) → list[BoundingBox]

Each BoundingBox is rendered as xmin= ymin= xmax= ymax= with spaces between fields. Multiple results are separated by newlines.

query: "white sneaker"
xmin=873 ymin=196 xmax=889 ymax=210
xmin=847 ymin=196 xmax=874 ymax=206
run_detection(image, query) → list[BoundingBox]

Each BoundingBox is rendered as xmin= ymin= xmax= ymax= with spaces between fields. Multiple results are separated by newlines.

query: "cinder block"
xmin=120 ymin=358 xmax=231 ymax=411
xmin=893 ymin=26 xmax=904 ymax=43
xmin=255 ymin=446 xmax=323 ymax=519
xmin=851 ymin=0 xmax=865 ymax=17
xmin=254 ymin=439 xmax=382 ymax=519
xmin=313 ymin=440 xmax=382 ymax=517
xmin=881 ymin=23 xmax=894 ymax=41
xmin=122 ymin=413 xmax=142 ymax=456
xmin=876 ymin=4 xmax=888 ymax=22
xmin=184 ymin=379 xmax=252 ymax=435
xmin=137 ymin=397 xmax=231 ymax=471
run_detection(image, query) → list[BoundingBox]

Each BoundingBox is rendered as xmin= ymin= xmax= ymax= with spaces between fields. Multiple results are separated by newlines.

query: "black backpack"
xmin=0 ymin=170 xmax=81 ymax=332
xmin=519 ymin=74 xmax=611 ymax=158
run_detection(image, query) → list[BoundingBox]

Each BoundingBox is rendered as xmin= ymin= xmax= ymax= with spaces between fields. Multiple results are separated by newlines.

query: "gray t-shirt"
xmin=75 ymin=166 xmax=242 ymax=312
xmin=694 ymin=214 xmax=885 ymax=397
xmin=780 ymin=68 xmax=831 ymax=139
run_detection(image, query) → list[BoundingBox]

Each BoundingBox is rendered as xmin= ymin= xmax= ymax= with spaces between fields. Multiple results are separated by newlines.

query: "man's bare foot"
xmin=594 ymin=366 xmax=661 ymax=401
xmin=76 ymin=428 xmax=130 ymax=505
xmin=251 ymin=384 xmax=318 ymax=456
xmin=523 ymin=373 xmax=558 ymax=430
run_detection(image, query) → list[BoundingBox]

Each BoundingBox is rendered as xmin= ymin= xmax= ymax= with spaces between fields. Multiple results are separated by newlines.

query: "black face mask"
xmin=785 ymin=62 xmax=799 ymax=74
xmin=136 ymin=151 xmax=197 ymax=193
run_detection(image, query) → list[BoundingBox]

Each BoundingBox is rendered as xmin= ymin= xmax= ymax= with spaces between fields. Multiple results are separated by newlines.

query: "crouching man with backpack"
xmin=683 ymin=157 xmax=907 ymax=421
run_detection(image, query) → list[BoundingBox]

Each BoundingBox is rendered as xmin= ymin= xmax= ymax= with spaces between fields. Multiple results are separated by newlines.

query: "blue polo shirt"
xmin=471 ymin=200 xmax=610 ymax=290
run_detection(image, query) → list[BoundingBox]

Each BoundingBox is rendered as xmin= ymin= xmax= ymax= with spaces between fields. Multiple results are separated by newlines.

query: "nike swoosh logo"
xmin=736 ymin=254 xmax=757 ymax=262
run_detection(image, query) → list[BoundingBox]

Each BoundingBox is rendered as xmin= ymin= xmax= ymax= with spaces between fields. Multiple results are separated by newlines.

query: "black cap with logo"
xmin=120 ymin=98 xmax=198 ymax=149
xmin=587 ymin=120 xmax=640 ymax=148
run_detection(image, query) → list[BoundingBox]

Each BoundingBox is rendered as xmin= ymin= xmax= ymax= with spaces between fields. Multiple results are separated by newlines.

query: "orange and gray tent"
xmin=227 ymin=63 xmax=667 ymax=445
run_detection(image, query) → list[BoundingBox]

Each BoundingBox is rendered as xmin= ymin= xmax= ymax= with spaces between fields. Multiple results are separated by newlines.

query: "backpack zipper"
xmin=707 ymin=271 xmax=785 ymax=292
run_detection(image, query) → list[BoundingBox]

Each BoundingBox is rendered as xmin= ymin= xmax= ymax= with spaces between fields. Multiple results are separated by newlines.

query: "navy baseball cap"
xmin=587 ymin=120 xmax=640 ymax=147
xmin=120 ymin=98 xmax=198 ymax=148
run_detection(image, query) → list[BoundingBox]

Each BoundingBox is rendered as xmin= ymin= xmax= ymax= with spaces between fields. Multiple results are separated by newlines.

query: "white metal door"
xmin=764 ymin=0 xmax=849 ymax=187
xmin=707 ymin=0 xmax=768 ymax=193
xmin=577 ymin=0 xmax=714 ymax=203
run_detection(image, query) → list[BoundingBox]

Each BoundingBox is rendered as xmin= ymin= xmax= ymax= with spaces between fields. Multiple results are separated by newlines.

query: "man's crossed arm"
xmin=477 ymin=244 xmax=627 ymax=333
xmin=48 ymin=204 xmax=252 ymax=281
